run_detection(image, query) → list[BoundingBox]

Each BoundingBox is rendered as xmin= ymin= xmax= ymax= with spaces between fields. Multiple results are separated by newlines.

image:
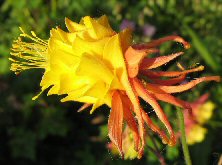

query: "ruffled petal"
xmin=51 ymin=27 xmax=76 ymax=44
xmin=65 ymin=18 xmax=86 ymax=33
xmin=76 ymin=53 xmax=114 ymax=84
xmin=119 ymin=28 xmax=133 ymax=52
xmin=65 ymin=17 xmax=86 ymax=32
xmin=96 ymin=15 xmax=111 ymax=28
xmin=103 ymin=34 xmax=126 ymax=77
xmin=72 ymin=36 xmax=110 ymax=58
xmin=83 ymin=16 xmax=115 ymax=39
xmin=125 ymin=46 xmax=158 ymax=78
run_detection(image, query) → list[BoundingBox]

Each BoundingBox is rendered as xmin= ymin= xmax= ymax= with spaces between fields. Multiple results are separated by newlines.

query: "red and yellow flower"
xmin=10 ymin=15 xmax=220 ymax=158
xmin=184 ymin=94 xmax=215 ymax=145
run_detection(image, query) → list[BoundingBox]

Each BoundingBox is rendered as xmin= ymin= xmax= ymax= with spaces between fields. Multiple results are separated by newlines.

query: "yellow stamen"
xmin=9 ymin=27 xmax=48 ymax=74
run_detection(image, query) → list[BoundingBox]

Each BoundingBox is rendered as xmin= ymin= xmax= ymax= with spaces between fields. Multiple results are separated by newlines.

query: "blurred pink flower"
xmin=120 ymin=19 xmax=136 ymax=31
xmin=143 ymin=24 xmax=156 ymax=37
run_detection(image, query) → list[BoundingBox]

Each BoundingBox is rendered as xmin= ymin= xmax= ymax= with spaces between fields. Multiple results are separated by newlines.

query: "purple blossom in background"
xmin=120 ymin=19 xmax=136 ymax=31
xmin=143 ymin=24 xmax=156 ymax=37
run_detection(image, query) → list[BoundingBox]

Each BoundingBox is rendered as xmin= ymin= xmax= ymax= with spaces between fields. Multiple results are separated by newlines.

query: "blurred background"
xmin=0 ymin=0 xmax=222 ymax=164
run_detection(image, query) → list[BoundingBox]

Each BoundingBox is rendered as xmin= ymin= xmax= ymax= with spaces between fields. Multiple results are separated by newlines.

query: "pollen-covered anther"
xmin=9 ymin=28 xmax=48 ymax=74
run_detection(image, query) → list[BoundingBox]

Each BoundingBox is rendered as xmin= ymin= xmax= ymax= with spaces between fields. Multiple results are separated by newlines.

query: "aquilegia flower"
xmin=184 ymin=94 xmax=215 ymax=145
xmin=9 ymin=15 xmax=220 ymax=159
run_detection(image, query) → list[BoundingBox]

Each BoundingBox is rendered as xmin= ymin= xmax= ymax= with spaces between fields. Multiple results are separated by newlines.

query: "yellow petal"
xmin=40 ymin=70 xmax=59 ymax=88
xmin=72 ymin=36 xmax=109 ymax=58
xmin=197 ymin=101 xmax=215 ymax=124
xmin=61 ymin=84 xmax=93 ymax=102
xmin=83 ymin=16 xmax=115 ymax=39
xmin=76 ymin=53 xmax=114 ymax=85
xmin=96 ymin=15 xmax=111 ymax=28
xmin=65 ymin=17 xmax=86 ymax=32
xmin=40 ymin=69 xmax=61 ymax=96
xmin=103 ymin=34 xmax=126 ymax=77
xmin=85 ymin=81 xmax=110 ymax=113
xmin=119 ymin=28 xmax=132 ymax=52
xmin=187 ymin=125 xmax=207 ymax=145
xmin=58 ymin=72 xmax=91 ymax=94
xmin=61 ymin=81 xmax=108 ymax=107
xmin=55 ymin=28 xmax=76 ymax=44
xmin=75 ymin=96 xmax=97 ymax=104
xmin=47 ymin=85 xmax=60 ymax=95
xmin=49 ymin=38 xmax=80 ymax=68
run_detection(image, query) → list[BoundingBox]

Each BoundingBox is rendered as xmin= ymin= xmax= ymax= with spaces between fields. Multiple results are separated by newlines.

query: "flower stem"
xmin=177 ymin=108 xmax=192 ymax=165
xmin=147 ymin=130 xmax=166 ymax=165
xmin=147 ymin=146 xmax=166 ymax=165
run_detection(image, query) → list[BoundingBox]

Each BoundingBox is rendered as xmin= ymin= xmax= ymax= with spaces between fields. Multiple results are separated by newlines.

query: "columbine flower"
xmin=184 ymin=94 xmax=215 ymax=145
xmin=9 ymin=15 xmax=220 ymax=159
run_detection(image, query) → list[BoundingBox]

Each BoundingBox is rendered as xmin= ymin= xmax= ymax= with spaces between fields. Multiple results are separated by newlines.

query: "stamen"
xmin=9 ymin=27 xmax=48 ymax=74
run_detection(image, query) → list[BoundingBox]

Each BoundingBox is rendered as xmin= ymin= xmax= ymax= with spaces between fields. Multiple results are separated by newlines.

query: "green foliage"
xmin=184 ymin=25 xmax=220 ymax=72
xmin=0 ymin=0 xmax=222 ymax=164
xmin=166 ymin=146 xmax=179 ymax=161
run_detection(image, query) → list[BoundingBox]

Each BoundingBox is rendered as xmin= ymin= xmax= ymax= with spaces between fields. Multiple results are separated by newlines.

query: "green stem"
xmin=147 ymin=131 xmax=166 ymax=165
xmin=177 ymin=108 xmax=192 ymax=165
xmin=51 ymin=0 xmax=57 ymax=18
xmin=147 ymin=146 xmax=166 ymax=165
